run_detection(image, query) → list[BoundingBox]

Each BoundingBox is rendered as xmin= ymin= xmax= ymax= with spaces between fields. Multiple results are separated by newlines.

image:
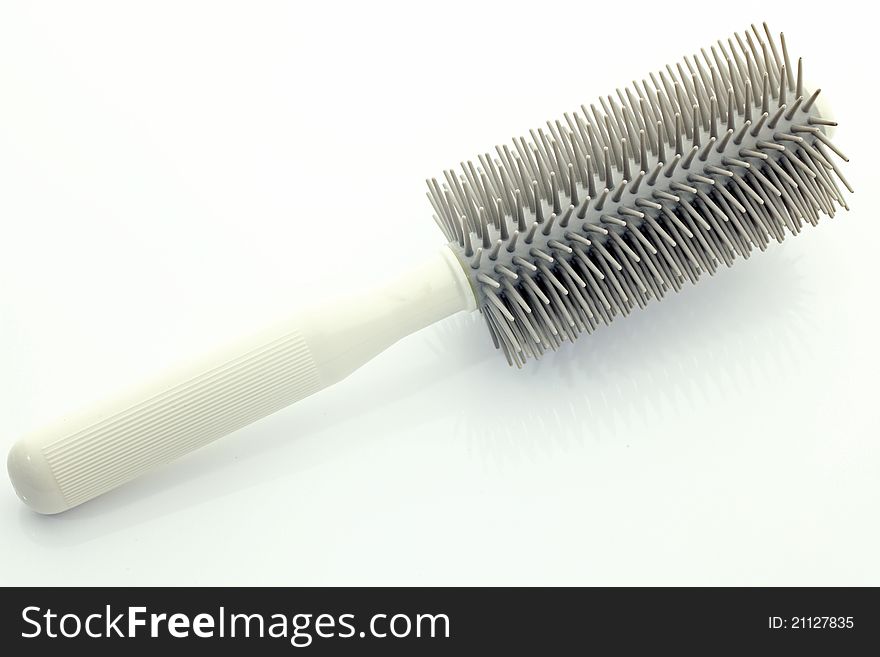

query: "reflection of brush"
xmin=8 ymin=24 xmax=850 ymax=513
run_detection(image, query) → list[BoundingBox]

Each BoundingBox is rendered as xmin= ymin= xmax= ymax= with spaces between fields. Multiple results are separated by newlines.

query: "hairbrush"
xmin=8 ymin=23 xmax=850 ymax=513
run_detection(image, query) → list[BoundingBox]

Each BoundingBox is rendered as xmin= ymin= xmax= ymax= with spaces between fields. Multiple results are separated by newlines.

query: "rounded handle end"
xmin=7 ymin=439 xmax=68 ymax=515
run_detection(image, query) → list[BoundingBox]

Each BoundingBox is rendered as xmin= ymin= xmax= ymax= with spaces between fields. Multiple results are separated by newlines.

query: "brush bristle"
xmin=426 ymin=23 xmax=851 ymax=367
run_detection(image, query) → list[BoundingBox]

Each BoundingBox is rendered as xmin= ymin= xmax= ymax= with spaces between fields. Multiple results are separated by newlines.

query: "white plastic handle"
xmin=7 ymin=247 xmax=476 ymax=514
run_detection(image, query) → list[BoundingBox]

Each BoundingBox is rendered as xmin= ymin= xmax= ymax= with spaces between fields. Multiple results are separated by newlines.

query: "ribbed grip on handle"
xmin=65 ymin=332 xmax=315 ymax=508
xmin=8 ymin=327 xmax=320 ymax=514
xmin=8 ymin=247 xmax=476 ymax=513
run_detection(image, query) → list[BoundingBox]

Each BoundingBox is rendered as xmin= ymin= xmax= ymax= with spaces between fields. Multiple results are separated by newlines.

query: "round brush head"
xmin=427 ymin=23 xmax=850 ymax=366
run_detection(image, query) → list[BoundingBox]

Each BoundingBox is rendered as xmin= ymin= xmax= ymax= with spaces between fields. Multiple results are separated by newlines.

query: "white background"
xmin=0 ymin=1 xmax=877 ymax=585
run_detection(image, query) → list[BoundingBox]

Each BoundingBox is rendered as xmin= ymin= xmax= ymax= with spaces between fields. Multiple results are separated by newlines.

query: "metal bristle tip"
xmin=426 ymin=24 xmax=851 ymax=367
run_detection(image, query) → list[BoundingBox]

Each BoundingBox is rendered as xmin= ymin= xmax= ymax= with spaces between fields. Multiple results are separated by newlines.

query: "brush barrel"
xmin=7 ymin=247 xmax=475 ymax=514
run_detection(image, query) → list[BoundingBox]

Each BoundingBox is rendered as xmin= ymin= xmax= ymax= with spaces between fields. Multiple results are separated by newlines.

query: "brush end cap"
xmin=7 ymin=439 xmax=67 ymax=515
